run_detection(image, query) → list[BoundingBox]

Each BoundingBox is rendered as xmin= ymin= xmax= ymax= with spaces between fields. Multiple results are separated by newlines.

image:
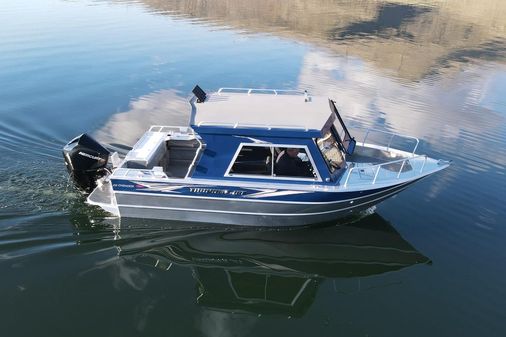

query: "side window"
xmin=229 ymin=145 xmax=272 ymax=176
xmin=274 ymin=147 xmax=317 ymax=179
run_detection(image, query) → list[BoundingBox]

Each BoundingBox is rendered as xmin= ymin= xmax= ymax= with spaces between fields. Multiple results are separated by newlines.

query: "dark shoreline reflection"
xmin=71 ymin=214 xmax=429 ymax=317
xmin=133 ymin=0 xmax=506 ymax=80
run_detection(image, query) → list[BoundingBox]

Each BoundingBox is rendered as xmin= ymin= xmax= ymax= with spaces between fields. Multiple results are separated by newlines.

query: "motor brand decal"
xmin=78 ymin=151 xmax=104 ymax=161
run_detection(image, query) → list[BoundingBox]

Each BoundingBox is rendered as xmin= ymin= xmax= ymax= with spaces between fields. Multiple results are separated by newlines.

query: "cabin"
xmin=187 ymin=87 xmax=355 ymax=185
xmin=117 ymin=87 xmax=357 ymax=186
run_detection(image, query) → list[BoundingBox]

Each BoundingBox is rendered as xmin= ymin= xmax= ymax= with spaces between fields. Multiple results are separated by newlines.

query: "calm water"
xmin=1 ymin=0 xmax=505 ymax=336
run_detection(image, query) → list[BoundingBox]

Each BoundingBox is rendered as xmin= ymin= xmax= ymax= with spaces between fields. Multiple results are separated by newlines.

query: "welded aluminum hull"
xmin=89 ymin=178 xmax=421 ymax=226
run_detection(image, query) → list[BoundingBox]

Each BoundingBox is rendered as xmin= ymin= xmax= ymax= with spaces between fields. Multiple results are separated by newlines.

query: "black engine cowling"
xmin=63 ymin=134 xmax=110 ymax=192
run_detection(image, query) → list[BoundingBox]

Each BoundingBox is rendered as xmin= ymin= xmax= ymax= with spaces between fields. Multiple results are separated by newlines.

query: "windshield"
xmin=329 ymin=99 xmax=355 ymax=155
xmin=317 ymin=130 xmax=345 ymax=173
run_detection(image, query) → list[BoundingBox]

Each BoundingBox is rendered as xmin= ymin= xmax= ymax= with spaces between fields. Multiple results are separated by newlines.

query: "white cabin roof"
xmin=190 ymin=89 xmax=332 ymax=131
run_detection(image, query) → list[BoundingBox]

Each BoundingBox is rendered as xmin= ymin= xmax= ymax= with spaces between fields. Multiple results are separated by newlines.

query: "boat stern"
xmin=87 ymin=178 xmax=120 ymax=217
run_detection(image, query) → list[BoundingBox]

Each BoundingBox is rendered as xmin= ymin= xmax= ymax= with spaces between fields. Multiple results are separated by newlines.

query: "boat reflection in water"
xmin=72 ymin=213 xmax=429 ymax=317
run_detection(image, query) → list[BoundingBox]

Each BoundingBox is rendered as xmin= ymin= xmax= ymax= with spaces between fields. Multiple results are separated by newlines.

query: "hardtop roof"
xmin=189 ymin=89 xmax=334 ymax=137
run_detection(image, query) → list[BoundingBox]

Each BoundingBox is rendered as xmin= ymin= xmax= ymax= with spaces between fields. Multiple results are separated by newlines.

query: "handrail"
xmin=149 ymin=125 xmax=195 ymax=134
xmin=197 ymin=121 xmax=309 ymax=131
xmin=112 ymin=168 xmax=167 ymax=179
xmin=217 ymin=87 xmax=304 ymax=96
xmin=184 ymin=137 xmax=205 ymax=179
xmin=358 ymin=127 xmax=420 ymax=155
xmin=343 ymin=155 xmax=428 ymax=188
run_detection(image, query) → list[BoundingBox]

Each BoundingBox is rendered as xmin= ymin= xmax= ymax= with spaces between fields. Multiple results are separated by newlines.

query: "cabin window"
xmin=274 ymin=147 xmax=317 ymax=179
xmin=227 ymin=144 xmax=319 ymax=180
xmin=229 ymin=145 xmax=273 ymax=175
xmin=227 ymin=270 xmax=309 ymax=305
xmin=317 ymin=130 xmax=345 ymax=173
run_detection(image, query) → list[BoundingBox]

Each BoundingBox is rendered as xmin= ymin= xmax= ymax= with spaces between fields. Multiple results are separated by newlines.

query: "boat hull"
xmin=93 ymin=179 xmax=421 ymax=226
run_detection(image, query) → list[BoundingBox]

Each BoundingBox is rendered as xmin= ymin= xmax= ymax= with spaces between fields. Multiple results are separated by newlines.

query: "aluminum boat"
xmin=63 ymin=86 xmax=450 ymax=226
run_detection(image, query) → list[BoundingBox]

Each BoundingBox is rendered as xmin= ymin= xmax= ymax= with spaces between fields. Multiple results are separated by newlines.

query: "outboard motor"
xmin=63 ymin=134 xmax=110 ymax=192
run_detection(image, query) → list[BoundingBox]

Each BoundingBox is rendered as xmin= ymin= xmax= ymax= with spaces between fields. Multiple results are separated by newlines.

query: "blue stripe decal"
xmin=110 ymin=179 xmax=397 ymax=202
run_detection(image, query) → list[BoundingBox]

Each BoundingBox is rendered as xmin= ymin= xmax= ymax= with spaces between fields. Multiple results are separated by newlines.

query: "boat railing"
xmin=111 ymin=167 xmax=167 ymax=179
xmin=185 ymin=137 xmax=205 ymax=179
xmin=217 ymin=87 xmax=304 ymax=96
xmin=356 ymin=128 xmax=420 ymax=155
xmin=149 ymin=125 xmax=195 ymax=134
xmin=342 ymin=155 xmax=428 ymax=188
xmin=197 ymin=121 xmax=309 ymax=131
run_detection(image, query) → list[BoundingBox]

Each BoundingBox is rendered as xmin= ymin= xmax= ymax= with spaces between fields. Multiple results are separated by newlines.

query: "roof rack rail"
xmin=197 ymin=121 xmax=309 ymax=131
xmin=217 ymin=87 xmax=304 ymax=96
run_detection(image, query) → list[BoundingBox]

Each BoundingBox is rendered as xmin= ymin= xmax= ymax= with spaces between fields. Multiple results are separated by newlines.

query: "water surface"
xmin=0 ymin=1 xmax=505 ymax=336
